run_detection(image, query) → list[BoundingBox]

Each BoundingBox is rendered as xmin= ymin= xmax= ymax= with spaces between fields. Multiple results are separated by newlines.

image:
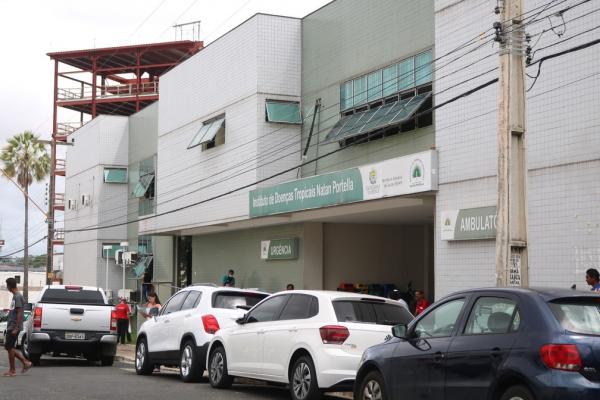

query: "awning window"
xmin=265 ymin=100 xmax=302 ymax=124
xmin=103 ymin=167 xmax=127 ymax=183
xmin=133 ymin=256 xmax=153 ymax=278
xmin=187 ymin=117 xmax=225 ymax=149
xmin=324 ymin=92 xmax=431 ymax=143
xmin=133 ymin=173 xmax=155 ymax=198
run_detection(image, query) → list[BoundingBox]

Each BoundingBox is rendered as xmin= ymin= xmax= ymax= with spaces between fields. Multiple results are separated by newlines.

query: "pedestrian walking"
xmin=586 ymin=268 xmax=600 ymax=292
xmin=3 ymin=278 xmax=32 ymax=377
xmin=414 ymin=290 xmax=431 ymax=316
xmin=115 ymin=298 xmax=130 ymax=345
xmin=222 ymin=269 xmax=235 ymax=287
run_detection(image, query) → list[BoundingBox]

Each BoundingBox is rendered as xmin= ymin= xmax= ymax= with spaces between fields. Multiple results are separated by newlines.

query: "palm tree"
xmin=1 ymin=131 xmax=50 ymax=302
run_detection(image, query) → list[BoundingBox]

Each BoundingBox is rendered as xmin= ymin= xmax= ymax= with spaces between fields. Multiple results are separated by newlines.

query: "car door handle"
xmin=288 ymin=327 xmax=298 ymax=333
xmin=163 ymin=319 xmax=170 ymax=323
xmin=490 ymin=347 xmax=502 ymax=358
xmin=433 ymin=351 xmax=445 ymax=363
xmin=257 ymin=329 xmax=265 ymax=335
xmin=185 ymin=314 xmax=192 ymax=318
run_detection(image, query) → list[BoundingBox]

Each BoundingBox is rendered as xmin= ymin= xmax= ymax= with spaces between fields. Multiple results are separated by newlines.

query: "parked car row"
xmin=135 ymin=285 xmax=600 ymax=400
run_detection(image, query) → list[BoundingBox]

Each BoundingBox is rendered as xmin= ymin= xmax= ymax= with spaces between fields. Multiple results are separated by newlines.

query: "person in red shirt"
xmin=115 ymin=298 xmax=130 ymax=345
xmin=414 ymin=290 xmax=431 ymax=316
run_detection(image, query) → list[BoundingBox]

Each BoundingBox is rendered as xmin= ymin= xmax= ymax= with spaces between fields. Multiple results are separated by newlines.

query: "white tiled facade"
xmin=143 ymin=14 xmax=302 ymax=235
xmin=63 ymin=116 xmax=129 ymax=289
xmin=434 ymin=0 xmax=600 ymax=298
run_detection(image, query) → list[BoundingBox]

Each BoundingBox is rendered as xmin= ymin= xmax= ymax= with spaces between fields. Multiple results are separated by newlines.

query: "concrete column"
xmin=303 ymin=222 xmax=323 ymax=290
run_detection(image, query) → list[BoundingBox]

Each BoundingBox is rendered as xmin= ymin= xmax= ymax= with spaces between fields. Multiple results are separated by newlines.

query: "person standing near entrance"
xmin=3 ymin=278 xmax=32 ymax=376
xmin=222 ymin=269 xmax=235 ymax=287
xmin=586 ymin=268 xmax=600 ymax=292
xmin=414 ymin=290 xmax=431 ymax=316
xmin=115 ymin=298 xmax=130 ymax=345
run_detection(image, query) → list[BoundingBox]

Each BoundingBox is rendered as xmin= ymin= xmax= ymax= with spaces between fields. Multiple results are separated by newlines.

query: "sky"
xmin=0 ymin=0 xmax=331 ymax=257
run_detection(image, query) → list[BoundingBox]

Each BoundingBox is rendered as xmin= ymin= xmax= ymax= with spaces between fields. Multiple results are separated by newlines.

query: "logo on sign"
xmin=409 ymin=159 xmax=425 ymax=187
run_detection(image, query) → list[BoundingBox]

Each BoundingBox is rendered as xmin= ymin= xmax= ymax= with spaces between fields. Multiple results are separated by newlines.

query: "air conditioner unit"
xmin=67 ymin=199 xmax=77 ymax=211
xmin=81 ymin=194 xmax=91 ymax=207
xmin=123 ymin=251 xmax=138 ymax=265
xmin=115 ymin=249 xmax=124 ymax=264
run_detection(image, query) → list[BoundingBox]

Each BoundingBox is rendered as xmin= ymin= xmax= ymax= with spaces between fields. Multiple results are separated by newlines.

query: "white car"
xmin=135 ymin=285 xmax=269 ymax=382
xmin=206 ymin=290 xmax=413 ymax=400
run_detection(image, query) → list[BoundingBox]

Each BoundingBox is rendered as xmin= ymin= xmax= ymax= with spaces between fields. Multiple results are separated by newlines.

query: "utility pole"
xmin=495 ymin=0 xmax=529 ymax=287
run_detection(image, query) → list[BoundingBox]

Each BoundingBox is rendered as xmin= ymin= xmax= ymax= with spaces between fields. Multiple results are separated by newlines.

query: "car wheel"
xmin=180 ymin=340 xmax=203 ymax=383
xmin=208 ymin=346 xmax=233 ymax=389
xmin=500 ymin=385 xmax=535 ymax=400
xmin=356 ymin=371 xmax=386 ymax=400
xmin=21 ymin=335 xmax=30 ymax=359
xmin=101 ymin=356 xmax=114 ymax=366
xmin=290 ymin=355 xmax=321 ymax=400
xmin=135 ymin=338 xmax=153 ymax=375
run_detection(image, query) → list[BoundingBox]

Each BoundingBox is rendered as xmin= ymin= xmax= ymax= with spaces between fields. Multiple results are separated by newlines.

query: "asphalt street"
xmin=0 ymin=355 xmax=342 ymax=400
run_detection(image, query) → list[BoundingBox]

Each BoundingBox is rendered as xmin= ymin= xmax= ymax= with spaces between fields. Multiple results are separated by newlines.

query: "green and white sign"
xmin=249 ymin=150 xmax=437 ymax=218
xmin=261 ymin=238 xmax=299 ymax=260
xmin=441 ymin=206 xmax=497 ymax=241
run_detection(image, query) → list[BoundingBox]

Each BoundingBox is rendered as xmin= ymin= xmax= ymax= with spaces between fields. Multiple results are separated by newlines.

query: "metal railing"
xmin=57 ymin=122 xmax=83 ymax=136
xmin=54 ymin=193 xmax=65 ymax=207
xmin=57 ymin=82 xmax=159 ymax=101
xmin=55 ymin=159 xmax=66 ymax=171
xmin=53 ymin=229 xmax=65 ymax=241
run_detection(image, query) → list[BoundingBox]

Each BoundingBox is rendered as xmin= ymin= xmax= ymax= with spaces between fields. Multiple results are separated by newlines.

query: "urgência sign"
xmin=261 ymin=238 xmax=299 ymax=260
xmin=249 ymin=150 xmax=437 ymax=218
xmin=441 ymin=206 xmax=497 ymax=241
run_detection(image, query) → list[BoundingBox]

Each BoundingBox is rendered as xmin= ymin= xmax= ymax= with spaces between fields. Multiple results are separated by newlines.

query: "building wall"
xmin=301 ymin=0 xmax=435 ymax=177
xmin=192 ymin=224 xmax=306 ymax=293
xmin=434 ymin=0 xmax=600 ymax=298
xmin=146 ymin=14 xmax=302 ymax=235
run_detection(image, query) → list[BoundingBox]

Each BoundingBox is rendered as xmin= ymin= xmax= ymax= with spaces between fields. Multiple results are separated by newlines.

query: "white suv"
xmin=206 ymin=290 xmax=413 ymax=400
xmin=135 ymin=285 xmax=269 ymax=382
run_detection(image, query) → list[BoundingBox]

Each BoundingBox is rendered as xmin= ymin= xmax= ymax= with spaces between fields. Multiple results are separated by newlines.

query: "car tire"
xmin=289 ymin=355 xmax=321 ymax=400
xmin=101 ymin=356 xmax=114 ymax=366
xmin=208 ymin=346 xmax=233 ymax=389
xmin=21 ymin=335 xmax=30 ymax=359
xmin=500 ymin=385 xmax=535 ymax=400
xmin=355 ymin=371 xmax=386 ymax=400
xmin=135 ymin=338 xmax=153 ymax=375
xmin=180 ymin=340 xmax=203 ymax=383
xmin=28 ymin=353 xmax=41 ymax=366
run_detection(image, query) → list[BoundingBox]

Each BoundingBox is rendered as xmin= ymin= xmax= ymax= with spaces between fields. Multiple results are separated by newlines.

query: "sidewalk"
xmin=115 ymin=343 xmax=136 ymax=363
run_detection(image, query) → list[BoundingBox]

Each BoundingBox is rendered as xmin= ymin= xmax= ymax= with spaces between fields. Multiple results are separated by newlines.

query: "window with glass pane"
xmin=103 ymin=168 xmax=127 ymax=183
xmin=367 ymin=70 xmax=383 ymax=103
xmin=353 ymin=76 xmax=367 ymax=107
xmin=414 ymin=298 xmax=465 ymax=338
xmin=266 ymin=100 xmax=302 ymax=124
xmin=415 ymin=50 xmax=433 ymax=86
xmin=246 ymin=295 xmax=289 ymax=323
xmin=341 ymin=81 xmax=353 ymax=110
xmin=399 ymin=58 xmax=415 ymax=91
xmin=101 ymin=243 xmax=121 ymax=259
xmin=464 ymin=297 xmax=518 ymax=335
xmin=382 ymin=64 xmax=398 ymax=97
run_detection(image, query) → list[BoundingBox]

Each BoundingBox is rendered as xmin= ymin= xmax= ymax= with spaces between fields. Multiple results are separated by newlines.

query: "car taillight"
xmin=110 ymin=310 xmax=117 ymax=333
xmin=540 ymin=344 xmax=582 ymax=371
xmin=319 ymin=325 xmax=350 ymax=344
xmin=33 ymin=306 xmax=43 ymax=330
xmin=202 ymin=315 xmax=220 ymax=334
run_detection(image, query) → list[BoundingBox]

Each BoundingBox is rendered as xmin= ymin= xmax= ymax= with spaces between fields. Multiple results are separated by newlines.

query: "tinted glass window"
xmin=213 ymin=291 xmax=268 ymax=310
xmin=464 ymin=297 xmax=518 ymax=335
xmin=414 ymin=298 xmax=465 ymax=338
xmin=163 ymin=292 xmax=189 ymax=314
xmin=279 ymin=295 xmax=318 ymax=320
xmin=41 ymin=288 xmax=105 ymax=305
xmin=247 ymin=295 xmax=289 ymax=323
xmin=549 ymin=299 xmax=600 ymax=335
xmin=333 ymin=300 xmax=413 ymax=326
xmin=181 ymin=291 xmax=202 ymax=311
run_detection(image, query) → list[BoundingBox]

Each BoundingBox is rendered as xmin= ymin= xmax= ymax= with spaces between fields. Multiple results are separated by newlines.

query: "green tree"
xmin=1 ymin=131 xmax=50 ymax=301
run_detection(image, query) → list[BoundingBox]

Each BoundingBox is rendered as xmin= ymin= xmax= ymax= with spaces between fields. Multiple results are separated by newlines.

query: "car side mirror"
xmin=392 ymin=324 xmax=408 ymax=339
xmin=236 ymin=314 xmax=247 ymax=325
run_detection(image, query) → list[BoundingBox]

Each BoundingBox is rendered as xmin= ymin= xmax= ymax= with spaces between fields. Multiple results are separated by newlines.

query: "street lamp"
xmin=120 ymin=242 xmax=129 ymax=300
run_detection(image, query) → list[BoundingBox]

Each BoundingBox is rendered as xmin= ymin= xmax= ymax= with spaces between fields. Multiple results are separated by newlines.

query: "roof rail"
xmin=190 ymin=283 xmax=218 ymax=288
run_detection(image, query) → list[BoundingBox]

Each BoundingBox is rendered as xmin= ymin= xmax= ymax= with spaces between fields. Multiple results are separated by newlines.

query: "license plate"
xmin=65 ymin=332 xmax=85 ymax=340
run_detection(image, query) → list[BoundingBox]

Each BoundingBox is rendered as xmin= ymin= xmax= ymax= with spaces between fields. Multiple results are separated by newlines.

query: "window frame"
xmin=265 ymin=99 xmax=302 ymax=125
xmin=410 ymin=297 xmax=467 ymax=339
xmin=101 ymin=243 xmax=121 ymax=259
xmin=160 ymin=291 xmax=190 ymax=315
xmin=278 ymin=294 xmax=319 ymax=321
xmin=103 ymin=167 xmax=128 ymax=184
xmin=245 ymin=294 xmax=290 ymax=323
xmin=181 ymin=290 xmax=202 ymax=311
xmin=461 ymin=296 xmax=521 ymax=336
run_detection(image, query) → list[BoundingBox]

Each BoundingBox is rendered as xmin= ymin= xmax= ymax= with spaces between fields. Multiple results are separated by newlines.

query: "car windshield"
xmin=41 ymin=288 xmax=106 ymax=305
xmin=549 ymin=298 xmax=600 ymax=335
xmin=333 ymin=300 xmax=413 ymax=325
xmin=212 ymin=291 xmax=268 ymax=310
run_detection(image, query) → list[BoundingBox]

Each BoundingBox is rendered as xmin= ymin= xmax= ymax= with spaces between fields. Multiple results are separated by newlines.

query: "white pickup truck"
xmin=23 ymin=285 xmax=118 ymax=366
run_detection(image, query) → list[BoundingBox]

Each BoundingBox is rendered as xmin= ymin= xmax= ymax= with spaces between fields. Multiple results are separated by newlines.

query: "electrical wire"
xmin=0 ymin=236 xmax=48 ymax=257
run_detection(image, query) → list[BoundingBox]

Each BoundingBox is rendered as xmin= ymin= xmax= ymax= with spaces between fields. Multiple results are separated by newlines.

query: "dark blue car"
xmin=354 ymin=287 xmax=600 ymax=400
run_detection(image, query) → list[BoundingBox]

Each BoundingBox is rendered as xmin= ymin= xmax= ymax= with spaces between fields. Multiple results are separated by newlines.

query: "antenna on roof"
xmin=173 ymin=20 xmax=202 ymax=42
